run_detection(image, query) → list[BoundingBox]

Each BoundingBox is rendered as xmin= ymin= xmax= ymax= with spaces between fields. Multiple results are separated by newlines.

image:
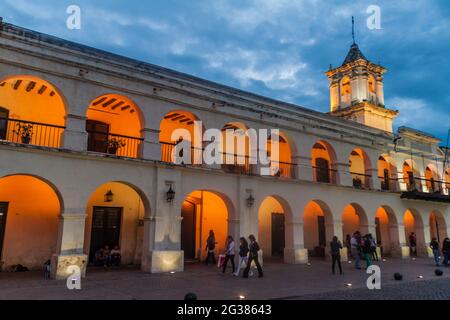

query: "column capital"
xmin=65 ymin=114 xmax=87 ymax=121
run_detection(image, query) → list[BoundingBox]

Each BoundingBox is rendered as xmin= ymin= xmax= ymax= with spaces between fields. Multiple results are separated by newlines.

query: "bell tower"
xmin=325 ymin=18 xmax=398 ymax=133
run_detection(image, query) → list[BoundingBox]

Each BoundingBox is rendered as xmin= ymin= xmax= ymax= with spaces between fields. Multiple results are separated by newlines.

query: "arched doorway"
xmin=402 ymin=161 xmax=421 ymax=191
xmin=180 ymin=190 xmax=232 ymax=262
xmin=0 ymin=175 xmax=61 ymax=270
xmin=342 ymin=203 xmax=369 ymax=239
xmin=312 ymin=140 xmax=337 ymax=184
xmin=267 ymin=131 xmax=295 ymax=178
xmin=375 ymin=206 xmax=399 ymax=256
xmin=425 ymin=165 xmax=440 ymax=193
xmin=303 ymin=200 xmax=333 ymax=258
xmin=404 ymin=209 xmax=425 ymax=256
xmin=258 ymin=196 xmax=289 ymax=259
xmin=221 ymin=122 xmax=253 ymax=174
xmin=378 ymin=156 xmax=397 ymax=191
xmin=429 ymin=211 xmax=447 ymax=243
xmin=0 ymin=75 xmax=67 ymax=147
xmin=84 ymin=182 xmax=148 ymax=266
xmin=349 ymin=148 xmax=372 ymax=189
xmin=160 ymin=110 xmax=203 ymax=165
xmin=86 ymin=94 xmax=144 ymax=158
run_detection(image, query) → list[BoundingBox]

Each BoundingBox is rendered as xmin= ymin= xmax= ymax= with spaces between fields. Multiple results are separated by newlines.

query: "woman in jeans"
xmin=330 ymin=236 xmax=343 ymax=275
xmin=222 ymin=236 xmax=236 ymax=274
xmin=234 ymin=237 xmax=250 ymax=276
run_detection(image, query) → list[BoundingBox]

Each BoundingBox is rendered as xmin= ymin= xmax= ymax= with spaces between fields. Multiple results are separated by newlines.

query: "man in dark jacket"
xmin=430 ymin=238 xmax=440 ymax=266
xmin=330 ymin=236 xmax=343 ymax=275
xmin=243 ymin=235 xmax=263 ymax=278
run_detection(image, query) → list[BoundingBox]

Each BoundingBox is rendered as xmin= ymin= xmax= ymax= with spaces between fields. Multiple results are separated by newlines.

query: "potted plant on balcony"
xmin=13 ymin=123 xmax=33 ymax=144
xmin=106 ymin=137 xmax=126 ymax=155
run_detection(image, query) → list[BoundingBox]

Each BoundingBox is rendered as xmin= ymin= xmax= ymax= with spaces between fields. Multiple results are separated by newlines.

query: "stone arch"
xmin=0 ymin=75 xmax=68 ymax=147
xmin=303 ymin=200 xmax=334 ymax=258
xmin=312 ymin=140 xmax=338 ymax=184
xmin=84 ymin=181 xmax=151 ymax=266
xmin=267 ymin=130 xmax=297 ymax=178
xmin=348 ymin=148 xmax=373 ymax=189
xmin=342 ymin=203 xmax=369 ymax=238
xmin=375 ymin=206 xmax=400 ymax=256
xmin=404 ymin=208 xmax=425 ymax=256
xmin=429 ymin=210 xmax=447 ymax=243
xmin=0 ymin=174 xmax=63 ymax=270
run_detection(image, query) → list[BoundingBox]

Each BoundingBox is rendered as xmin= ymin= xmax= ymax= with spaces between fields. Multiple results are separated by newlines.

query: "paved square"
xmin=0 ymin=257 xmax=449 ymax=300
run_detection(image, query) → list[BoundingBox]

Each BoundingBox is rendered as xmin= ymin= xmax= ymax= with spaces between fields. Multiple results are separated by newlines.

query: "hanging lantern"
xmin=104 ymin=190 xmax=114 ymax=202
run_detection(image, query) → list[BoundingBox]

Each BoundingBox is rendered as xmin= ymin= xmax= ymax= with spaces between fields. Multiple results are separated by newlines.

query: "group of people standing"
xmin=205 ymin=230 xmax=263 ymax=278
xmin=430 ymin=237 xmax=450 ymax=267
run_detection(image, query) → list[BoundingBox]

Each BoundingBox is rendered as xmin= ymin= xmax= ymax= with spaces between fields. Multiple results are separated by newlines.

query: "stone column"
xmin=284 ymin=220 xmax=308 ymax=264
xmin=141 ymin=128 xmax=161 ymax=161
xmin=397 ymin=224 xmax=410 ymax=259
xmin=367 ymin=168 xmax=381 ymax=190
xmin=336 ymin=162 xmax=353 ymax=187
xmin=62 ymin=114 xmax=87 ymax=152
xmin=51 ymin=211 xmax=88 ymax=280
xmin=294 ymin=155 xmax=313 ymax=182
xmin=389 ymin=224 xmax=402 ymax=258
xmin=419 ymin=224 xmax=433 ymax=258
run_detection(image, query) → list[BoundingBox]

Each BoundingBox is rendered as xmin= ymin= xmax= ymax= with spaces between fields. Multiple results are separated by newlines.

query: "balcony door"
xmin=86 ymin=120 xmax=109 ymax=153
xmin=0 ymin=107 xmax=9 ymax=140
xmin=0 ymin=202 xmax=8 ymax=260
xmin=316 ymin=158 xmax=330 ymax=183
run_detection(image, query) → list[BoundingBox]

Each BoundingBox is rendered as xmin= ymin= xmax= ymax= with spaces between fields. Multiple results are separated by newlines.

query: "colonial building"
xmin=0 ymin=22 xmax=448 ymax=279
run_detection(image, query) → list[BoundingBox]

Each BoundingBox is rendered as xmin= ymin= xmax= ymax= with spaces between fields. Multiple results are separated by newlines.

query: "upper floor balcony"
xmin=0 ymin=75 xmax=448 ymax=200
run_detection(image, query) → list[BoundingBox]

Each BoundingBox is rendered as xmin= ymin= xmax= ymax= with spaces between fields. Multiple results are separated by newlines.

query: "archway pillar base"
xmin=141 ymin=250 xmax=184 ymax=274
xmin=340 ymin=247 xmax=348 ymax=262
xmin=400 ymin=246 xmax=411 ymax=259
xmin=51 ymin=254 xmax=88 ymax=280
xmin=284 ymin=248 xmax=308 ymax=264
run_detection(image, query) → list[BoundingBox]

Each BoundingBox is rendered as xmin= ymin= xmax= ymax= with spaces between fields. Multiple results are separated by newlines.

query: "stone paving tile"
xmin=0 ymin=257 xmax=448 ymax=300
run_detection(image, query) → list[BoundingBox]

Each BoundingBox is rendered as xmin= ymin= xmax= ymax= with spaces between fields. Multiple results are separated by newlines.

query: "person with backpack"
xmin=222 ymin=236 xmax=236 ymax=274
xmin=205 ymin=230 xmax=218 ymax=266
xmin=234 ymin=237 xmax=250 ymax=276
xmin=430 ymin=237 xmax=440 ymax=266
xmin=243 ymin=235 xmax=263 ymax=278
xmin=330 ymin=236 xmax=343 ymax=275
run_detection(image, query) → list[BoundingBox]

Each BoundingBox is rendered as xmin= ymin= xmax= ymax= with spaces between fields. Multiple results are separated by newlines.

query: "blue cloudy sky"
xmin=1 ymin=0 xmax=449 ymax=141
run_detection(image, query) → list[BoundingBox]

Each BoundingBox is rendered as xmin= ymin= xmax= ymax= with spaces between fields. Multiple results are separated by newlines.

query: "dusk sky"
xmin=1 ymin=0 xmax=449 ymax=142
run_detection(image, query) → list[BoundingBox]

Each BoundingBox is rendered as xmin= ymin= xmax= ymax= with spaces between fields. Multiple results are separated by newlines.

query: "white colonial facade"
xmin=0 ymin=23 xmax=448 ymax=280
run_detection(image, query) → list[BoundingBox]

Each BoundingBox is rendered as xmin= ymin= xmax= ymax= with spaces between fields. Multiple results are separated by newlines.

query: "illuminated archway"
xmin=86 ymin=94 xmax=144 ymax=158
xmin=375 ymin=206 xmax=399 ymax=256
xmin=221 ymin=122 xmax=253 ymax=174
xmin=342 ymin=203 xmax=369 ymax=238
xmin=258 ymin=196 xmax=291 ymax=259
xmin=84 ymin=181 xmax=149 ymax=266
xmin=349 ymin=148 xmax=372 ymax=189
xmin=378 ymin=155 xmax=398 ymax=191
xmin=312 ymin=140 xmax=337 ymax=184
xmin=303 ymin=200 xmax=334 ymax=258
xmin=425 ymin=165 xmax=440 ymax=193
xmin=402 ymin=160 xmax=421 ymax=191
xmin=404 ymin=209 xmax=425 ymax=255
xmin=180 ymin=190 xmax=233 ymax=262
xmin=0 ymin=75 xmax=67 ymax=147
xmin=429 ymin=210 xmax=447 ymax=243
xmin=0 ymin=174 xmax=62 ymax=270
xmin=159 ymin=110 xmax=203 ymax=165
xmin=267 ymin=131 xmax=295 ymax=178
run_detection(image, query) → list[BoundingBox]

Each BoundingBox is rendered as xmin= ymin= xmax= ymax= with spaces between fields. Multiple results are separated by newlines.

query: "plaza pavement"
xmin=0 ymin=257 xmax=449 ymax=300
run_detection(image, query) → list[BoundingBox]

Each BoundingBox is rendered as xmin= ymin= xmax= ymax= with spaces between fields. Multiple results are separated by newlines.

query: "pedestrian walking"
xmin=409 ymin=232 xmax=417 ymax=257
xmin=351 ymin=231 xmax=362 ymax=269
xmin=369 ymin=234 xmax=379 ymax=261
xmin=362 ymin=235 xmax=373 ymax=269
xmin=330 ymin=236 xmax=343 ymax=275
xmin=430 ymin=237 xmax=440 ymax=266
xmin=234 ymin=237 xmax=250 ymax=276
xmin=345 ymin=234 xmax=352 ymax=259
xmin=243 ymin=235 xmax=263 ymax=278
xmin=222 ymin=236 xmax=236 ymax=274
xmin=205 ymin=230 xmax=217 ymax=266
xmin=443 ymin=238 xmax=450 ymax=266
